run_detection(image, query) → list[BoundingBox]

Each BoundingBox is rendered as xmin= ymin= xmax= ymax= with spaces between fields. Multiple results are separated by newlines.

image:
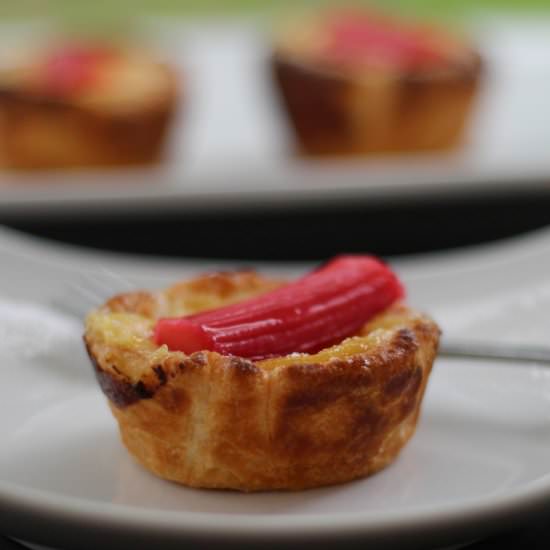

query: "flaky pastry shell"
xmin=84 ymin=270 xmax=440 ymax=491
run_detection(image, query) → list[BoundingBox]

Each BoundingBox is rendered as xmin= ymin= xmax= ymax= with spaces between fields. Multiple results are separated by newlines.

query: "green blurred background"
xmin=1 ymin=0 xmax=548 ymax=24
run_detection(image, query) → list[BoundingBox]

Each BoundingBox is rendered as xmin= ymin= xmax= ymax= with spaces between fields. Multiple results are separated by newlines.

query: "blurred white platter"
xmin=1 ymin=225 xmax=550 ymax=549
xmin=0 ymin=16 xmax=549 ymax=218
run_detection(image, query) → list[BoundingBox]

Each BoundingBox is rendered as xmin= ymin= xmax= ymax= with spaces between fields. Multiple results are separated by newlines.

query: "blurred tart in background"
xmin=0 ymin=42 xmax=179 ymax=169
xmin=272 ymin=9 xmax=482 ymax=156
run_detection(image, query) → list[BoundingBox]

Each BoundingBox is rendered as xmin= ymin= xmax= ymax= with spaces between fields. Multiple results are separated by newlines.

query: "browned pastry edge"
xmin=272 ymin=53 xmax=482 ymax=155
xmin=0 ymin=65 xmax=178 ymax=170
xmin=84 ymin=271 xmax=440 ymax=491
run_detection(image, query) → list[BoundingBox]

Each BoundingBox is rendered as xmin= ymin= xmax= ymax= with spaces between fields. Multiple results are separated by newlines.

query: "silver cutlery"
xmin=439 ymin=339 xmax=550 ymax=365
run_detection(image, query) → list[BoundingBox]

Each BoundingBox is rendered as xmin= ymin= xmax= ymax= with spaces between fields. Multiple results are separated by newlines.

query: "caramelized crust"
xmin=84 ymin=271 xmax=440 ymax=491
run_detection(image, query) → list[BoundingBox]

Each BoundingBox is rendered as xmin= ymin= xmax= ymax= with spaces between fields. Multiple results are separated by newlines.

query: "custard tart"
xmin=0 ymin=42 xmax=179 ymax=169
xmin=84 ymin=258 xmax=440 ymax=491
xmin=272 ymin=9 xmax=482 ymax=156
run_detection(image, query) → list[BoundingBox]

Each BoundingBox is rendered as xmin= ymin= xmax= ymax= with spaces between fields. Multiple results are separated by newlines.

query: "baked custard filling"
xmin=0 ymin=43 xmax=175 ymax=111
xmin=277 ymin=9 xmax=477 ymax=75
xmin=86 ymin=255 xmax=413 ymax=378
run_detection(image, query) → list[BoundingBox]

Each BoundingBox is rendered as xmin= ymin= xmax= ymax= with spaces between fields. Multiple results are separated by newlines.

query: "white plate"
xmin=0 ymin=16 xmax=550 ymax=219
xmin=1 ymin=226 xmax=550 ymax=549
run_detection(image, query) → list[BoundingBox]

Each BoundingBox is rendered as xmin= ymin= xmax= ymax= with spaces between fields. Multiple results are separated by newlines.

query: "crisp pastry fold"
xmin=84 ymin=271 xmax=440 ymax=491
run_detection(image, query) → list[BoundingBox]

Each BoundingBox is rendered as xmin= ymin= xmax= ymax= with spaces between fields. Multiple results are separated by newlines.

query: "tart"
xmin=272 ymin=9 xmax=482 ymax=155
xmin=0 ymin=42 xmax=179 ymax=169
xmin=84 ymin=258 xmax=440 ymax=491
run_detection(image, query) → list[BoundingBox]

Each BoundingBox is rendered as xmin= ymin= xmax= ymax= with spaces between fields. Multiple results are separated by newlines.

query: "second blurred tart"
xmin=0 ymin=42 xmax=179 ymax=169
xmin=272 ymin=9 xmax=482 ymax=156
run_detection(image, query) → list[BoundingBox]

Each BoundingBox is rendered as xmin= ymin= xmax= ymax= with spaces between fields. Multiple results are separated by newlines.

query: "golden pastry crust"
xmin=272 ymin=15 xmax=482 ymax=155
xmin=0 ymin=46 xmax=179 ymax=169
xmin=84 ymin=271 xmax=440 ymax=491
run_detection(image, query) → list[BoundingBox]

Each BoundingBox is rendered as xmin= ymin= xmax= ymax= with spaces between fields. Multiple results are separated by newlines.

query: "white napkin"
xmin=0 ymin=297 xmax=83 ymax=361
